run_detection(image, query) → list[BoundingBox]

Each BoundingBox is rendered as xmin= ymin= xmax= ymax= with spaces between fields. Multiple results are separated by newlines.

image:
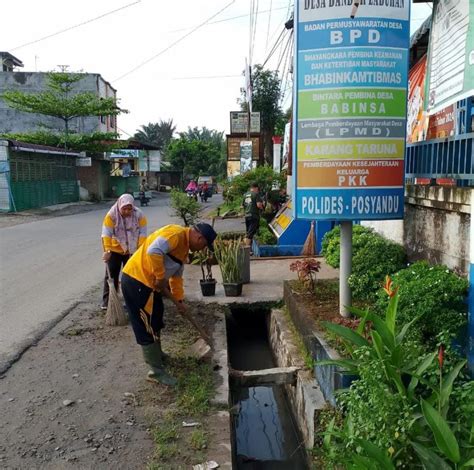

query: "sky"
xmin=2 ymin=0 xmax=433 ymax=138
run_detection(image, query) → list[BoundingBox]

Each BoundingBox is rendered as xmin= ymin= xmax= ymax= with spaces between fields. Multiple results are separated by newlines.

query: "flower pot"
xmin=200 ymin=279 xmax=216 ymax=296
xmin=223 ymin=282 xmax=243 ymax=297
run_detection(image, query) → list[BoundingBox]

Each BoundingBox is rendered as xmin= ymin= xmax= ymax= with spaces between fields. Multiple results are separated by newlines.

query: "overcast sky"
xmin=3 ymin=0 xmax=432 ymax=138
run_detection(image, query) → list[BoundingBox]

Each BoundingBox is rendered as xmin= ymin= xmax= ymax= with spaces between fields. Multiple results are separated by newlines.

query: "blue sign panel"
xmin=293 ymin=0 xmax=410 ymax=221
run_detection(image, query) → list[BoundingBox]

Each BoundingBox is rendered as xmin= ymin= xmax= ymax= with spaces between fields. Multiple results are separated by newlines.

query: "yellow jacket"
xmin=101 ymin=211 xmax=147 ymax=254
xmin=123 ymin=225 xmax=190 ymax=301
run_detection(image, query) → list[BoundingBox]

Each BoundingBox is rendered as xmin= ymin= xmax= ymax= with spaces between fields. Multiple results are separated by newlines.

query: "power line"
xmin=265 ymin=0 xmax=274 ymax=52
xmin=167 ymin=5 xmax=288 ymax=33
xmin=10 ymin=1 xmax=142 ymax=51
xmin=113 ymin=0 xmax=235 ymax=82
xmin=172 ymin=74 xmax=241 ymax=80
xmin=261 ymin=27 xmax=286 ymax=67
xmin=250 ymin=0 xmax=260 ymax=65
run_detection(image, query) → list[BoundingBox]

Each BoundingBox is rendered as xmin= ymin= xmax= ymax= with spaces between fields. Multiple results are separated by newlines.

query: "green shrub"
xmin=255 ymin=218 xmax=277 ymax=245
xmin=375 ymin=261 xmax=468 ymax=347
xmin=337 ymin=352 xmax=417 ymax=466
xmin=348 ymin=234 xmax=406 ymax=302
xmin=321 ymin=225 xmax=373 ymax=268
xmin=321 ymin=225 xmax=406 ymax=301
xmin=222 ymin=165 xmax=285 ymax=205
xmin=169 ymin=188 xmax=200 ymax=226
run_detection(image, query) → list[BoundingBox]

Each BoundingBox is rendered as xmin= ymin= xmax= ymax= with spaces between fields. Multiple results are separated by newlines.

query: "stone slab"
xmin=229 ymin=366 xmax=300 ymax=386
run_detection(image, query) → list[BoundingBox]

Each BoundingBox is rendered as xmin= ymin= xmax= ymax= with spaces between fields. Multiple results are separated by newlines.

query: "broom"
xmin=301 ymin=221 xmax=316 ymax=256
xmin=104 ymin=265 xmax=128 ymax=326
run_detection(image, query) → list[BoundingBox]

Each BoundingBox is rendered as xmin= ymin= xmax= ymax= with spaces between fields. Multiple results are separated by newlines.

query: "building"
xmin=0 ymin=52 xmax=121 ymax=205
xmin=0 ymin=139 xmax=80 ymax=211
xmin=0 ymin=64 xmax=117 ymax=135
xmin=0 ymin=52 xmax=24 ymax=72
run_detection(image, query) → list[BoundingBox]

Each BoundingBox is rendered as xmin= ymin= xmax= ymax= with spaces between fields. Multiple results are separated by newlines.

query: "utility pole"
xmin=339 ymin=222 xmax=352 ymax=318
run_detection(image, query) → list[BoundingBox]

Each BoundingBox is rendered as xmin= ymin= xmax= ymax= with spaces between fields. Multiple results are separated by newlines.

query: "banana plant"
xmin=318 ymin=276 xmax=423 ymax=396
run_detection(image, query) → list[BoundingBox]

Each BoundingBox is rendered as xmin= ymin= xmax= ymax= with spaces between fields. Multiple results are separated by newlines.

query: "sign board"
xmin=426 ymin=0 xmax=474 ymax=114
xmin=230 ymin=111 xmax=261 ymax=134
xmin=76 ymin=156 xmax=92 ymax=167
xmin=227 ymin=160 xmax=241 ymax=178
xmin=407 ymin=55 xmax=428 ymax=143
xmin=227 ymin=136 xmax=259 ymax=160
xmin=240 ymin=141 xmax=253 ymax=173
xmin=427 ymin=104 xmax=456 ymax=140
xmin=293 ymin=0 xmax=410 ymax=220
xmin=109 ymin=149 xmax=141 ymax=159
xmin=149 ymin=151 xmax=161 ymax=172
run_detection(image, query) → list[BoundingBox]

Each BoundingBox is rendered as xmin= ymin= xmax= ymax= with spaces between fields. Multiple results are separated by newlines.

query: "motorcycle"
xmin=186 ymin=189 xmax=198 ymax=201
xmin=200 ymin=188 xmax=211 ymax=202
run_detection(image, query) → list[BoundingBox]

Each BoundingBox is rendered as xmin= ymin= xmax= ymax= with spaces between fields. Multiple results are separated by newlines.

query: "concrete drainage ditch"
xmin=214 ymin=304 xmax=325 ymax=468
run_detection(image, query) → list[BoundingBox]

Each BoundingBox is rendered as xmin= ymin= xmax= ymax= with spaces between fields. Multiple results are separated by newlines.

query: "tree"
xmin=134 ymin=119 xmax=176 ymax=151
xmin=169 ymin=188 xmax=200 ymax=226
xmin=1 ymin=71 xmax=125 ymax=150
xmin=167 ymin=126 xmax=226 ymax=180
xmin=239 ymin=64 xmax=283 ymax=165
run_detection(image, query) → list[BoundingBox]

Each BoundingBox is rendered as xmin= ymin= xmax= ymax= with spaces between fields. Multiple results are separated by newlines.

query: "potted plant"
xmin=193 ymin=249 xmax=216 ymax=296
xmin=214 ymin=237 xmax=243 ymax=296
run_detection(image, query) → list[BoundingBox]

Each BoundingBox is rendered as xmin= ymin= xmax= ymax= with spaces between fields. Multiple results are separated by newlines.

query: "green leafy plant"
xmin=321 ymin=225 xmax=406 ymax=301
xmin=222 ymin=165 xmax=286 ymax=206
xmin=169 ymin=188 xmax=200 ymax=226
xmin=348 ymin=235 xmax=406 ymax=302
xmin=317 ymin=277 xmax=473 ymax=468
xmin=213 ymin=237 xmax=243 ymax=284
xmin=256 ymin=218 xmax=277 ymax=245
xmin=321 ymin=224 xmax=373 ymax=268
xmin=191 ymin=248 xmax=214 ymax=281
xmin=375 ymin=261 xmax=468 ymax=348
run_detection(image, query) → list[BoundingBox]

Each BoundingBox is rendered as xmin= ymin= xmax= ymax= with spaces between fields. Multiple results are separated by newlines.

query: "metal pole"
xmin=339 ymin=221 xmax=352 ymax=318
xmin=468 ymin=190 xmax=474 ymax=377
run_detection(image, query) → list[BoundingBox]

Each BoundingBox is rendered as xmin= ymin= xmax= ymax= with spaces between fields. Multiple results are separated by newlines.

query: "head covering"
xmin=108 ymin=194 xmax=141 ymax=253
xmin=118 ymin=193 xmax=134 ymax=210
xmin=194 ymin=223 xmax=217 ymax=251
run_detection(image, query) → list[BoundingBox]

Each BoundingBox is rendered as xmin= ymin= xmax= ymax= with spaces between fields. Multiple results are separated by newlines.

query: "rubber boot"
xmin=141 ymin=342 xmax=177 ymax=386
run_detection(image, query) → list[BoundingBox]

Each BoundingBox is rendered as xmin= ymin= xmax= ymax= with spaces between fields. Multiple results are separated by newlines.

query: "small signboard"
xmin=227 ymin=136 xmax=259 ymax=161
xmin=427 ymin=105 xmax=456 ymax=140
xmin=240 ymin=141 xmax=253 ymax=173
xmin=76 ymin=156 xmax=92 ymax=167
xmin=293 ymin=0 xmax=410 ymax=220
xmin=109 ymin=149 xmax=141 ymax=159
xmin=230 ymin=111 xmax=261 ymax=134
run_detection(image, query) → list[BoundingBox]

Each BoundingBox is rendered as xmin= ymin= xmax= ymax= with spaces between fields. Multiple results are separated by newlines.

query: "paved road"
xmin=0 ymin=193 xmax=221 ymax=371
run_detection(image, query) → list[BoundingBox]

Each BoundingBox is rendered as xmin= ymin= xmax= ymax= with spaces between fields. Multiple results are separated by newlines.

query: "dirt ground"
xmin=0 ymin=286 xmax=230 ymax=470
xmin=289 ymin=279 xmax=341 ymax=326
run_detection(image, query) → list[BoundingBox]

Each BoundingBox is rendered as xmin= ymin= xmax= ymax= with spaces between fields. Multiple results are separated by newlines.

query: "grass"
xmin=282 ymin=306 xmax=316 ymax=370
xmin=151 ymin=421 xmax=180 ymax=461
xmin=147 ymin=357 xmax=215 ymax=469
xmin=173 ymin=358 xmax=214 ymax=415
xmin=190 ymin=429 xmax=208 ymax=450
xmin=207 ymin=200 xmax=243 ymax=218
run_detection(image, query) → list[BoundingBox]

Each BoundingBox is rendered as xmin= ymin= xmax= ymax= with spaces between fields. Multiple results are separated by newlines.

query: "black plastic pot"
xmin=200 ymin=279 xmax=216 ymax=296
xmin=223 ymin=282 xmax=243 ymax=297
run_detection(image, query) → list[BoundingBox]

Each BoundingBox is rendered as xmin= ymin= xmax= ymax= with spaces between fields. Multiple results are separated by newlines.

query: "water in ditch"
xmin=227 ymin=308 xmax=308 ymax=469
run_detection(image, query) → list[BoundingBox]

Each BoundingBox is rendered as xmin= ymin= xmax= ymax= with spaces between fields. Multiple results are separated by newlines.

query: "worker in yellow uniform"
xmin=122 ymin=223 xmax=217 ymax=386
xmin=101 ymin=193 xmax=147 ymax=309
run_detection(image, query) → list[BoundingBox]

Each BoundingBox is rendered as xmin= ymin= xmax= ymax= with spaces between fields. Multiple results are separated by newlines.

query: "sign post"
xmin=293 ymin=0 xmax=410 ymax=316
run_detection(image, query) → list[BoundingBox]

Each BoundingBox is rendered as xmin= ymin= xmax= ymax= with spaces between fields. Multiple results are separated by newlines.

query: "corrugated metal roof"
xmin=4 ymin=139 xmax=80 ymax=156
xmin=410 ymin=15 xmax=432 ymax=48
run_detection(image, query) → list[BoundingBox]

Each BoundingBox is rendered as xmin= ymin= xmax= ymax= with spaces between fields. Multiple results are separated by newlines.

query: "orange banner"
xmin=297 ymin=160 xmax=404 ymax=188
xmin=407 ymin=55 xmax=428 ymax=143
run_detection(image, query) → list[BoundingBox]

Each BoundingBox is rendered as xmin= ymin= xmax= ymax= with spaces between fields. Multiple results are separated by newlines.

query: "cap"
xmin=194 ymin=223 xmax=217 ymax=251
